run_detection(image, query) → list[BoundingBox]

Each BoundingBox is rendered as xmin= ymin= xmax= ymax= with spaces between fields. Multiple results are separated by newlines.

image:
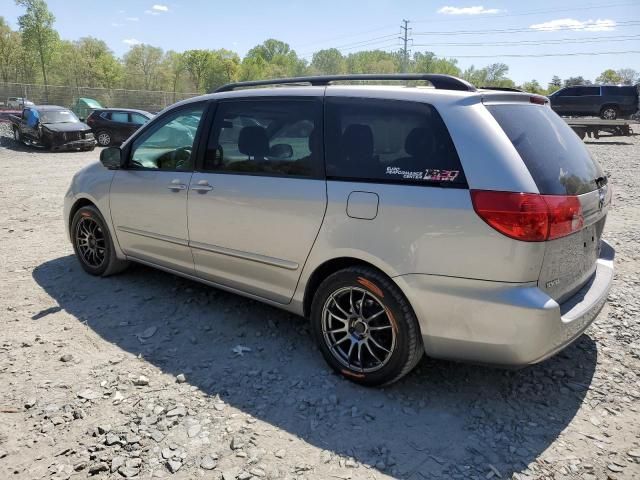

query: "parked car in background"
xmin=71 ymin=97 xmax=103 ymax=121
xmin=64 ymin=74 xmax=614 ymax=386
xmin=7 ymin=97 xmax=34 ymax=109
xmin=549 ymin=84 xmax=639 ymax=119
xmin=86 ymin=108 xmax=153 ymax=146
xmin=10 ymin=105 xmax=95 ymax=151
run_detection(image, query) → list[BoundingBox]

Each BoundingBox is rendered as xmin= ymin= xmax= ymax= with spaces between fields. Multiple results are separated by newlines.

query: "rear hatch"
xmin=486 ymin=102 xmax=611 ymax=303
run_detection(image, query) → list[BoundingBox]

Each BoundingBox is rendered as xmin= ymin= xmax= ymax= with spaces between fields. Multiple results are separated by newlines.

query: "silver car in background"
xmin=64 ymin=74 xmax=614 ymax=386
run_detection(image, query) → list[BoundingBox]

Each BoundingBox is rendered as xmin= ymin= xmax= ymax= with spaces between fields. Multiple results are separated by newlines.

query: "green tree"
xmin=521 ymin=79 xmax=544 ymax=94
xmin=564 ymin=76 xmax=590 ymax=87
xmin=310 ymin=48 xmax=345 ymax=75
xmin=163 ymin=51 xmax=186 ymax=99
xmin=547 ymin=75 xmax=562 ymax=94
xmin=596 ymin=69 xmax=622 ymax=84
xmin=615 ymin=68 xmax=637 ymax=85
xmin=204 ymin=49 xmax=240 ymax=91
xmin=244 ymin=39 xmax=306 ymax=78
xmin=0 ymin=17 xmax=24 ymax=83
xmin=183 ymin=49 xmax=211 ymax=91
xmin=346 ymin=50 xmax=399 ymax=74
xmin=123 ymin=44 xmax=164 ymax=90
xmin=16 ymin=0 xmax=59 ymax=99
xmin=411 ymin=52 xmax=460 ymax=76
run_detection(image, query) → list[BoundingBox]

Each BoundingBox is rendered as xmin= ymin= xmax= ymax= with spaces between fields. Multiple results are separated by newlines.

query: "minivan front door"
xmin=109 ymin=103 xmax=206 ymax=273
xmin=187 ymin=98 xmax=326 ymax=303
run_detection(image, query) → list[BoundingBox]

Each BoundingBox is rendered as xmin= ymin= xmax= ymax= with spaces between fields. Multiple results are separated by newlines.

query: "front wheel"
xmin=71 ymin=205 xmax=129 ymax=276
xmin=310 ymin=266 xmax=423 ymax=386
xmin=13 ymin=127 xmax=21 ymax=143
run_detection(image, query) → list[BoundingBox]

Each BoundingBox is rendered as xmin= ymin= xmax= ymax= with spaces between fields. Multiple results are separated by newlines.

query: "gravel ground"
xmin=1 ymin=122 xmax=639 ymax=480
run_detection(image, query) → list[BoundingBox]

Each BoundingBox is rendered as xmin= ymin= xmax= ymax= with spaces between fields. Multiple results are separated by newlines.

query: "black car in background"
xmin=86 ymin=108 xmax=153 ymax=146
xmin=9 ymin=105 xmax=95 ymax=151
xmin=549 ymin=85 xmax=639 ymax=120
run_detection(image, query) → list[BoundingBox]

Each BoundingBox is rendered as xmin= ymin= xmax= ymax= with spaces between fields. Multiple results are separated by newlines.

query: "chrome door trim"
xmin=117 ymin=226 xmax=189 ymax=247
xmin=189 ymin=240 xmax=299 ymax=270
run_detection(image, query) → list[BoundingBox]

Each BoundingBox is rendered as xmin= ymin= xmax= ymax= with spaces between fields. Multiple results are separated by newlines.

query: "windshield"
xmin=40 ymin=110 xmax=80 ymax=124
xmin=486 ymin=104 xmax=604 ymax=195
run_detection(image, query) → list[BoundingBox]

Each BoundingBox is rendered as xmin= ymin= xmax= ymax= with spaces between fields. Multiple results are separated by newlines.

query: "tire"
xmin=71 ymin=205 xmax=129 ymax=277
xmin=310 ymin=266 xmax=423 ymax=386
xmin=13 ymin=127 xmax=21 ymax=143
xmin=600 ymin=105 xmax=618 ymax=120
xmin=96 ymin=131 xmax=112 ymax=146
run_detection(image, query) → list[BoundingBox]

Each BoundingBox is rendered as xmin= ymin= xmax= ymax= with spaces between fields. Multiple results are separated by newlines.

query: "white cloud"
xmin=145 ymin=10 xmax=160 ymax=15
xmin=111 ymin=22 xmax=124 ymax=27
xmin=125 ymin=16 xmax=139 ymax=22
xmin=152 ymin=4 xmax=169 ymax=11
xmin=438 ymin=6 xmax=502 ymax=15
xmin=123 ymin=38 xmax=141 ymax=46
xmin=529 ymin=18 xmax=616 ymax=32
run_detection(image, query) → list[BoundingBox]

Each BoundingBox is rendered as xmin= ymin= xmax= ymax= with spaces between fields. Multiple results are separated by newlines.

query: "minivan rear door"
xmin=486 ymin=103 xmax=611 ymax=303
xmin=187 ymin=96 xmax=326 ymax=304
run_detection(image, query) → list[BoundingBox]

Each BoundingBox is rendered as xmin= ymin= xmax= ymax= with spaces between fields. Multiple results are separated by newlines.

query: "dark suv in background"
xmin=86 ymin=108 xmax=152 ymax=146
xmin=549 ymin=85 xmax=639 ymax=120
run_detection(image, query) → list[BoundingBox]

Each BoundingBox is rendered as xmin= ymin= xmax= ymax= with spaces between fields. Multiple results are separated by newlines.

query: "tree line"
xmin=1 ymin=0 xmax=638 ymax=99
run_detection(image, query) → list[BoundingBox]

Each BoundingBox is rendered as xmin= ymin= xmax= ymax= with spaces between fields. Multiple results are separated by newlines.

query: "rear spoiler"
xmin=481 ymin=91 xmax=549 ymax=105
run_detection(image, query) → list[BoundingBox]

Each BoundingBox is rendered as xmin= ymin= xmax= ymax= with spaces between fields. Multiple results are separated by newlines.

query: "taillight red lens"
xmin=471 ymin=190 xmax=583 ymax=242
xmin=544 ymin=195 xmax=583 ymax=240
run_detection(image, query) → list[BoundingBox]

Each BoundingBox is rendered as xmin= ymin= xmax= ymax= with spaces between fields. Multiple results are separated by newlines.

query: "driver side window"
xmin=130 ymin=104 xmax=204 ymax=171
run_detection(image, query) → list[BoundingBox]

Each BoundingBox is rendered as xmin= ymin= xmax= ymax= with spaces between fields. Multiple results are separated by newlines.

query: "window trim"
xmin=196 ymin=96 xmax=325 ymax=180
xmin=324 ymin=95 xmax=468 ymax=189
xmin=123 ymin=101 xmax=210 ymax=173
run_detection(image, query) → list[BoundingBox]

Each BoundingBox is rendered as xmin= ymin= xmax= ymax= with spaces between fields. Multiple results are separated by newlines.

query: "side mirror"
xmin=100 ymin=147 xmax=122 ymax=169
xmin=269 ymin=143 xmax=293 ymax=159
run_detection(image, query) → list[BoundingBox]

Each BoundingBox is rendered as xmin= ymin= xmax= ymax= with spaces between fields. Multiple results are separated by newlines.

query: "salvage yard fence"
xmin=0 ymin=83 xmax=201 ymax=113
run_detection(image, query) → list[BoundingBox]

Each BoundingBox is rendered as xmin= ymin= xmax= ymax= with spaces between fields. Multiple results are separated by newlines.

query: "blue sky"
xmin=2 ymin=0 xmax=639 ymax=85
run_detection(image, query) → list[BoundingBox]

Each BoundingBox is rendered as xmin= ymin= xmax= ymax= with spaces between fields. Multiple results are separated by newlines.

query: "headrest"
xmin=342 ymin=124 xmax=373 ymax=160
xmin=404 ymin=127 xmax=434 ymax=157
xmin=238 ymin=126 xmax=269 ymax=158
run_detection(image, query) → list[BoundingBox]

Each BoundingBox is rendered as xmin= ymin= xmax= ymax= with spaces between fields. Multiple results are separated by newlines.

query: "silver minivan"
xmin=64 ymin=74 xmax=614 ymax=386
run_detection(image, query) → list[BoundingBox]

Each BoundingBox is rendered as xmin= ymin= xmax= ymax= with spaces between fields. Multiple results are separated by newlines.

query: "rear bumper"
xmin=394 ymin=240 xmax=614 ymax=366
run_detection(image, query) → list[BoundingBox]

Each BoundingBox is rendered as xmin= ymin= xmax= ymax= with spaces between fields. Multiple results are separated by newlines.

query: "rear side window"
xmin=487 ymin=104 xmax=604 ymax=195
xmin=575 ymin=87 xmax=600 ymax=96
xmin=111 ymin=111 xmax=128 ymax=123
xmin=325 ymin=97 xmax=466 ymax=186
xmin=204 ymin=99 xmax=323 ymax=178
xmin=602 ymin=86 xmax=637 ymax=96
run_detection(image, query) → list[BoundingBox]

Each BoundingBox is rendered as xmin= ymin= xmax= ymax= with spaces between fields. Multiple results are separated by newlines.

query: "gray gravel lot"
xmin=0 ymin=123 xmax=639 ymax=480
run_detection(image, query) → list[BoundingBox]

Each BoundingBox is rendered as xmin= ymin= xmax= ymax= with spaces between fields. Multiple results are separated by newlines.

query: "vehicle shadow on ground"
xmin=33 ymin=255 xmax=598 ymax=479
xmin=585 ymin=140 xmax=633 ymax=146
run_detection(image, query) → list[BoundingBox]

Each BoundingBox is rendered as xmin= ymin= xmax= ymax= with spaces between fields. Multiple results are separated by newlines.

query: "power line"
xmin=412 ymin=20 xmax=640 ymax=36
xmin=412 ymin=33 xmax=640 ymax=47
xmin=436 ymin=50 xmax=640 ymax=58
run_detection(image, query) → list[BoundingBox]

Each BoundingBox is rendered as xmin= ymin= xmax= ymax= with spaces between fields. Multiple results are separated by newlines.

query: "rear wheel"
xmin=71 ymin=205 xmax=129 ymax=276
xmin=600 ymin=105 xmax=618 ymax=120
xmin=311 ymin=266 xmax=423 ymax=386
xmin=96 ymin=131 xmax=112 ymax=146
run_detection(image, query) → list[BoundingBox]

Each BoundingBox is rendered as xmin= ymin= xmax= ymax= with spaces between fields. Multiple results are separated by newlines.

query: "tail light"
xmin=471 ymin=190 xmax=583 ymax=242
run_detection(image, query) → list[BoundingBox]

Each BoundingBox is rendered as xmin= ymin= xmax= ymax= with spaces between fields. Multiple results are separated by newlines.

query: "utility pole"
xmin=399 ymin=19 xmax=411 ymax=72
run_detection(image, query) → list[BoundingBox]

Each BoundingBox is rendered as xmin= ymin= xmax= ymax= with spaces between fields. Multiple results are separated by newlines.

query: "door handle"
xmin=191 ymin=180 xmax=213 ymax=193
xmin=167 ymin=179 xmax=187 ymax=191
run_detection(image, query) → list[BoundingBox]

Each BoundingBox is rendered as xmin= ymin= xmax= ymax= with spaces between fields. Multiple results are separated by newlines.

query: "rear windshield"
xmin=486 ymin=104 xmax=604 ymax=195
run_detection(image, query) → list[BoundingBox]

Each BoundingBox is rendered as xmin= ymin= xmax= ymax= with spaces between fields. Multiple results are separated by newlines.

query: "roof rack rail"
xmin=213 ymin=74 xmax=477 ymax=93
